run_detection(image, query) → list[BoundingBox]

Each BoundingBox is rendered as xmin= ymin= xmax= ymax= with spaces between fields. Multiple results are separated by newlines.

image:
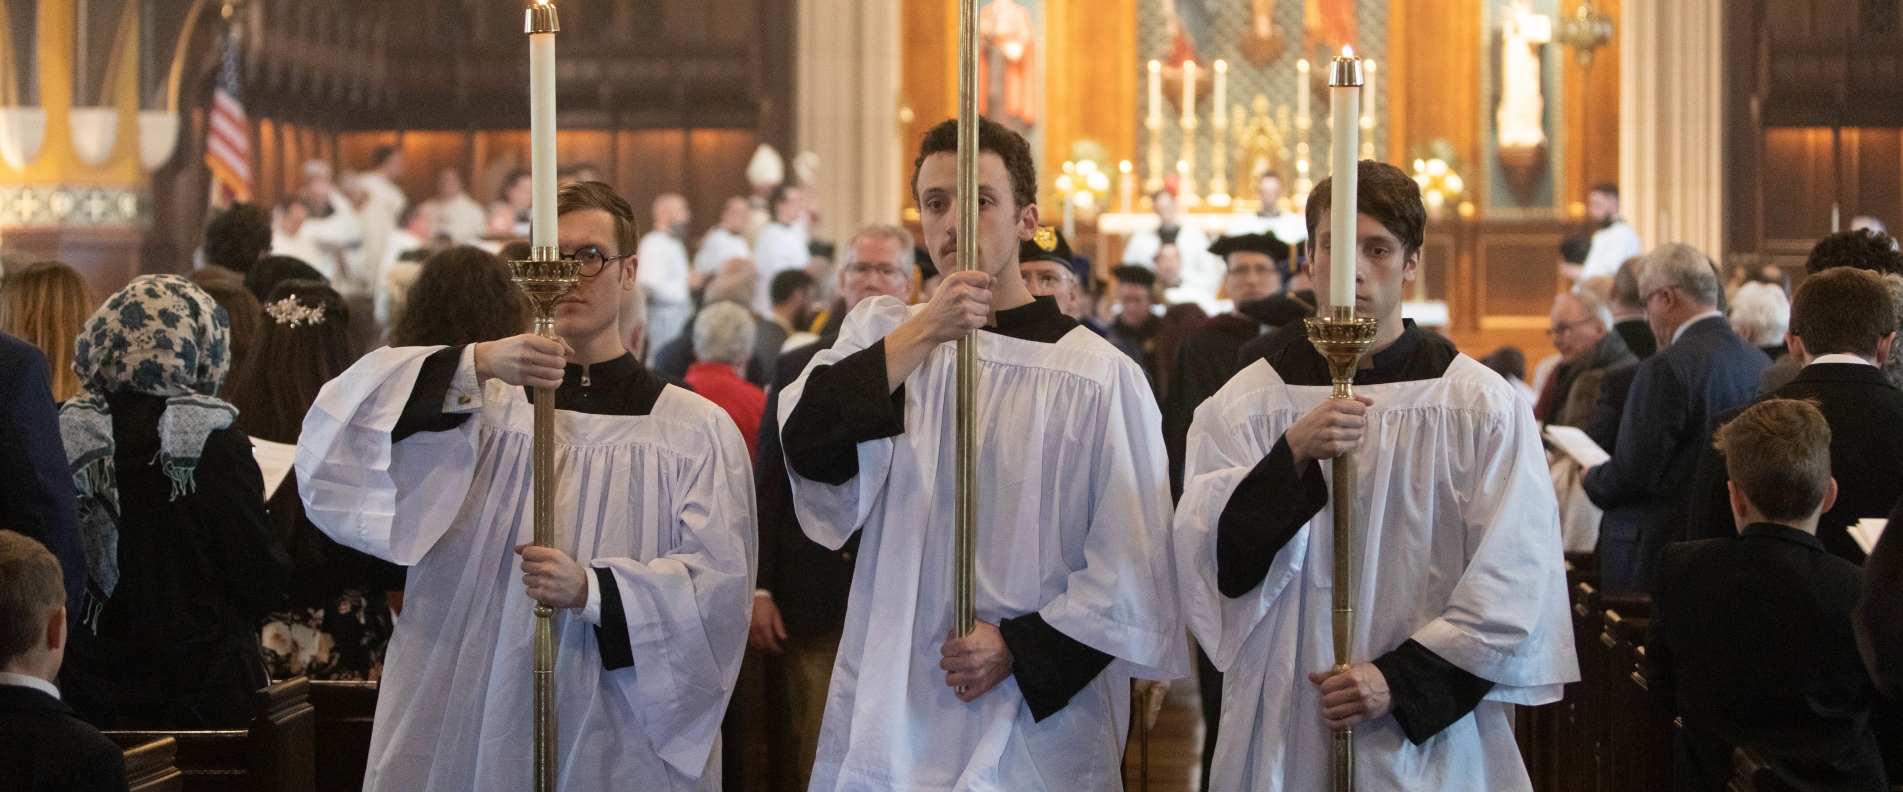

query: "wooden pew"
xmin=1600 ymin=604 xmax=1674 ymax=792
xmin=1519 ymin=553 xmax=1598 ymax=792
xmin=1567 ymin=576 xmax=1607 ymax=792
xmin=104 ymin=677 xmax=315 ymax=792
xmin=109 ymin=734 xmax=184 ymax=792
xmin=307 ymin=680 xmax=376 ymax=792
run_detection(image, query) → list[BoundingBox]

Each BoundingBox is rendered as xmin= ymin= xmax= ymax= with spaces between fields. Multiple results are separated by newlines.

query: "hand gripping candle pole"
xmin=953 ymin=0 xmax=979 ymax=690
xmin=512 ymin=3 xmax=574 ymax=791
xmin=1304 ymin=48 xmax=1376 ymax=792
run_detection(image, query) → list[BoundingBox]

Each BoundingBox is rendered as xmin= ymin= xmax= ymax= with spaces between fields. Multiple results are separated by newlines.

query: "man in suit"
xmin=0 ymin=530 xmax=128 ymax=792
xmin=1584 ymin=243 xmax=1771 ymax=593
xmin=1648 ymin=400 xmax=1887 ymax=792
xmin=1687 ymin=267 xmax=1903 ymax=562
xmin=749 ymin=224 xmax=917 ymax=788
xmin=0 ymin=333 xmax=86 ymax=616
xmin=1537 ymin=289 xmax=1635 ymax=428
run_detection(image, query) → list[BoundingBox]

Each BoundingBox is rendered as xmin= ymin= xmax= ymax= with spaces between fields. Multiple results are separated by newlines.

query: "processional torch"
xmin=951 ymin=0 xmax=980 ymax=691
xmin=509 ymin=2 xmax=575 ymax=791
xmin=1303 ymin=47 xmax=1376 ymax=792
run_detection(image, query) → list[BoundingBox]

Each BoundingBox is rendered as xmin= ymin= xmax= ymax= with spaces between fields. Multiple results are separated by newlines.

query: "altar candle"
xmin=1181 ymin=60 xmax=1197 ymax=124
xmin=1328 ymin=47 xmax=1363 ymax=311
xmin=1296 ymin=59 xmax=1310 ymax=128
xmin=1119 ymin=160 xmax=1134 ymax=213
xmin=529 ymin=0 xmax=558 ymax=249
xmin=1361 ymin=59 xmax=1377 ymax=159
xmin=1213 ymin=60 xmax=1227 ymax=124
xmin=1148 ymin=61 xmax=1162 ymax=123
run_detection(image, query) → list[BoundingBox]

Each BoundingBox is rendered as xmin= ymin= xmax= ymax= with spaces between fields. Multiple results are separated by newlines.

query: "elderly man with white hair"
xmin=1729 ymin=281 xmax=1791 ymax=359
xmin=1584 ymin=243 xmax=1772 ymax=593
xmin=1538 ymin=289 xmax=1636 ymax=428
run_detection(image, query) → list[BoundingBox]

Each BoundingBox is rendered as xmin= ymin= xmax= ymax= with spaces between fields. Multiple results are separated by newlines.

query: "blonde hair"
xmin=1715 ymin=398 xmax=1832 ymax=522
xmin=0 ymin=261 xmax=93 ymax=401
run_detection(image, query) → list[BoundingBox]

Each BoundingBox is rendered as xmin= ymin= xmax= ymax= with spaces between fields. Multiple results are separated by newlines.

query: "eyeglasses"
xmin=1546 ymin=319 xmax=1590 ymax=337
xmin=562 ymin=246 xmax=631 ymax=278
xmin=1023 ymin=269 xmax=1075 ymax=290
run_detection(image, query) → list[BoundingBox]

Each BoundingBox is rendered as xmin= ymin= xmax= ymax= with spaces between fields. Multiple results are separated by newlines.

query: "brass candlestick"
xmin=509 ymin=245 xmax=578 ymax=792
xmin=1303 ymin=306 xmax=1379 ymax=792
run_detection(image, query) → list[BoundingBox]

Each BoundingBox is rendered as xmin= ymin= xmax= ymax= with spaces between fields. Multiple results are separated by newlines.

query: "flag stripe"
xmin=206 ymin=32 xmax=250 ymax=204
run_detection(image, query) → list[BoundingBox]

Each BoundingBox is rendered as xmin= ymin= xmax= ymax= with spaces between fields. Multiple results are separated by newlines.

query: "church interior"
xmin=2 ymin=1 xmax=1902 ymax=791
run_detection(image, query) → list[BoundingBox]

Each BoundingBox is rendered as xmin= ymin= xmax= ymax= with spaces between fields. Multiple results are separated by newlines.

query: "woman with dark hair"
xmin=389 ymin=245 xmax=530 ymax=347
xmin=243 ymin=254 xmax=327 ymax=303
xmin=228 ymin=280 xmax=399 ymax=680
xmin=57 ymin=275 xmax=289 ymax=729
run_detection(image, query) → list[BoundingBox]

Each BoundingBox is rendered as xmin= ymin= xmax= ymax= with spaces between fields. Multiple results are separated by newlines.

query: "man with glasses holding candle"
xmin=1174 ymin=161 xmax=1577 ymax=792
xmin=297 ymin=180 xmax=756 ymax=792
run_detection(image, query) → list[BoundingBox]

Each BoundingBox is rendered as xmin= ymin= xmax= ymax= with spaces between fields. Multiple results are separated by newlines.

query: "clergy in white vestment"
xmin=696 ymin=197 xmax=754 ymax=279
xmin=637 ymin=193 xmax=695 ymax=364
xmin=427 ymin=168 xmax=490 ymax=245
xmin=1122 ymin=190 xmax=1221 ymax=314
xmin=296 ymin=181 xmax=755 ymax=792
xmin=1577 ymin=185 xmax=1644 ymax=284
xmin=1223 ymin=172 xmax=1310 ymax=248
xmin=779 ymin=117 xmax=1188 ymax=792
xmin=1174 ymin=161 xmax=1578 ymax=792
xmin=355 ymin=146 xmax=410 ymax=298
xmin=754 ymin=186 xmax=812 ymax=311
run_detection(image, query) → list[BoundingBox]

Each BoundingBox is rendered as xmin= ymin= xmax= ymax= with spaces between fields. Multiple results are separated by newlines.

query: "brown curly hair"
xmin=911 ymin=117 xmax=1038 ymax=211
xmin=389 ymin=246 xmax=531 ymax=347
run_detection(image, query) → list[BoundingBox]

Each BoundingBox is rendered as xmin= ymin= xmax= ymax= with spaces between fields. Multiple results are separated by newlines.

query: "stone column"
xmin=796 ymin=0 xmax=902 ymax=246
xmin=1620 ymin=0 xmax=1724 ymax=259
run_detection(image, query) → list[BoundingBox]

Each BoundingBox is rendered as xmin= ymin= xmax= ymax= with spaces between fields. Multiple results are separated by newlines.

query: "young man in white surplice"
xmin=1174 ymin=161 xmax=1578 ymax=792
xmin=779 ymin=117 xmax=1187 ymax=791
xmin=295 ymin=181 xmax=755 ymax=792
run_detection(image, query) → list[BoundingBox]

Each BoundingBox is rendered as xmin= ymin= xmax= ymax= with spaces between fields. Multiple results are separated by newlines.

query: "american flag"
xmin=205 ymin=34 xmax=251 ymax=204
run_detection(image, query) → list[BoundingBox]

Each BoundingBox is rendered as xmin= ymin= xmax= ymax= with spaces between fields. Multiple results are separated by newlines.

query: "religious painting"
xmin=980 ymin=0 xmax=1044 ymax=146
xmin=1137 ymin=0 xmax=1385 ymax=205
xmin=1481 ymin=0 xmax=1565 ymax=216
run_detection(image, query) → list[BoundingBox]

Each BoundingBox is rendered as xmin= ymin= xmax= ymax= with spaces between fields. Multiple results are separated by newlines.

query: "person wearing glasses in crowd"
xmin=1535 ymin=289 xmax=1634 ymax=429
xmin=296 ymin=180 xmax=755 ymax=791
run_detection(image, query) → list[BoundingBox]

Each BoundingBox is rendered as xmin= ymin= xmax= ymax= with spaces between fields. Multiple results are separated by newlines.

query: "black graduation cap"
xmin=1019 ymin=226 xmax=1090 ymax=286
xmin=1111 ymin=264 xmax=1157 ymax=289
xmin=1208 ymin=232 xmax=1292 ymax=264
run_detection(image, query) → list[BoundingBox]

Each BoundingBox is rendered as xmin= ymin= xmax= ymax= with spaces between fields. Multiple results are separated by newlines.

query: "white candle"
xmin=529 ymin=0 xmax=558 ymax=249
xmin=1181 ymin=61 xmax=1197 ymax=124
xmin=1148 ymin=61 xmax=1162 ymax=123
xmin=1328 ymin=47 xmax=1361 ymax=311
xmin=1213 ymin=60 xmax=1227 ymax=124
xmin=1361 ymin=59 xmax=1377 ymax=160
xmin=1296 ymin=59 xmax=1310 ymax=129
xmin=1119 ymin=160 xmax=1133 ymax=213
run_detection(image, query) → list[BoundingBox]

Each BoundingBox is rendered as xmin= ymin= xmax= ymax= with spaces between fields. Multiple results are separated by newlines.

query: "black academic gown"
xmin=0 ymin=684 xmax=129 ymax=792
xmin=61 ymin=393 xmax=292 ymax=730
xmin=1213 ymin=321 xmax=1500 ymax=745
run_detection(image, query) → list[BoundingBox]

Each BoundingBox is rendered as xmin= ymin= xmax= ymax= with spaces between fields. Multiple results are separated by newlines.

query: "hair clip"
xmin=265 ymin=295 xmax=327 ymax=328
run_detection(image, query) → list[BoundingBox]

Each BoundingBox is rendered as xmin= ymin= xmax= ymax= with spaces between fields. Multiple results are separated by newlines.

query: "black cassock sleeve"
xmin=1215 ymin=436 xmax=1329 ymax=598
xmin=592 ymin=567 xmax=635 ymax=671
xmin=998 ymin=612 xmax=1114 ymax=722
xmin=781 ymin=340 xmax=907 ymax=485
xmin=1369 ymin=640 xmax=1496 ymax=745
xmin=392 ymin=344 xmax=475 ymax=442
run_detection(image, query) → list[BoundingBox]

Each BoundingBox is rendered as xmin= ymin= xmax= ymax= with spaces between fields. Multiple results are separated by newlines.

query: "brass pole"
xmin=953 ymin=0 xmax=979 ymax=668
xmin=1304 ymin=306 xmax=1378 ymax=792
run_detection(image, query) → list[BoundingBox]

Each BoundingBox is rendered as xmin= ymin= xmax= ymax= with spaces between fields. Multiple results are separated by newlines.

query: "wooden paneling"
xmin=899 ymin=0 xmax=954 ymax=207
xmin=1757 ymin=126 xmax=1903 ymax=253
xmin=1477 ymin=229 xmax=1566 ymax=320
xmin=1043 ymin=0 xmax=1138 ymax=201
xmin=1387 ymin=0 xmax=1482 ymax=177
xmin=1561 ymin=0 xmax=1622 ymax=210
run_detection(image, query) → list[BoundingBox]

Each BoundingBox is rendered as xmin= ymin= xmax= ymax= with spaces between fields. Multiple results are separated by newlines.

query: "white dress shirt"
xmin=0 ymin=671 xmax=60 ymax=699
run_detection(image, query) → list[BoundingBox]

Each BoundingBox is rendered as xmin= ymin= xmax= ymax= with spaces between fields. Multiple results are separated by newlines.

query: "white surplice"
xmin=1175 ymin=356 xmax=1578 ymax=792
xmin=780 ymin=297 xmax=1190 ymax=792
xmin=297 ymin=346 xmax=755 ymax=792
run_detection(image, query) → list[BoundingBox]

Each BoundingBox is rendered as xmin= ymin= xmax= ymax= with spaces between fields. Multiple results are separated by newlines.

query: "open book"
xmin=1852 ymin=518 xmax=1888 ymax=556
xmin=250 ymin=437 xmax=298 ymax=500
xmin=1543 ymin=425 xmax=1610 ymax=468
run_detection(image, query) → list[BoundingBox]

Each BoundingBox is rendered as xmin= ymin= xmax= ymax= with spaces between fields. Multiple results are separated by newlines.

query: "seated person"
xmin=1648 ymin=399 xmax=1887 ymax=792
xmin=0 ymin=530 xmax=127 ymax=792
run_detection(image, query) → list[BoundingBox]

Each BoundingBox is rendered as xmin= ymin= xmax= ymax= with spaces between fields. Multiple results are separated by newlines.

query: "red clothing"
xmin=685 ymin=362 xmax=766 ymax=460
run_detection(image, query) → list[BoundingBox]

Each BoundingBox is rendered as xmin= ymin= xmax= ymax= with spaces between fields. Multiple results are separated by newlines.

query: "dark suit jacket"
xmin=1859 ymin=496 xmax=1903 ymax=699
xmin=1583 ymin=316 xmax=1770 ymax=592
xmin=1687 ymin=363 xmax=1903 ymax=562
xmin=754 ymin=335 xmax=858 ymax=640
xmin=0 ymin=684 xmax=129 ymax=792
xmin=0 ymin=332 xmax=86 ymax=615
xmin=1648 ymin=524 xmax=1887 ymax=792
xmin=1615 ymin=317 xmax=1657 ymax=360
xmin=1583 ymin=361 xmax=1639 ymax=453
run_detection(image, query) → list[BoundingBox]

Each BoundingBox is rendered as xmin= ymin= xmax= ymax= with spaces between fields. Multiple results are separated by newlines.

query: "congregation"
xmin=4 ymin=119 xmax=1903 ymax=792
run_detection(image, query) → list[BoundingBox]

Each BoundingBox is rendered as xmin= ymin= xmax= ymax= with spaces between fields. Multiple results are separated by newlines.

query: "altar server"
xmin=779 ymin=117 xmax=1188 ymax=790
xmin=297 ymin=180 xmax=755 ymax=792
xmin=1174 ymin=161 xmax=1578 ymax=792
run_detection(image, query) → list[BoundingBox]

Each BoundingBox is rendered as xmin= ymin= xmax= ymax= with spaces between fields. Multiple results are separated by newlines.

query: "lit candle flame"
xmin=1149 ymin=60 xmax=1161 ymax=73
xmin=1342 ymin=45 xmax=1354 ymax=59
xmin=1298 ymin=59 xmax=1309 ymax=72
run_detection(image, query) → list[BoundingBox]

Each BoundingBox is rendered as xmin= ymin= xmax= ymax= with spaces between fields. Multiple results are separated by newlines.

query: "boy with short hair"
xmin=1649 ymin=399 xmax=1887 ymax=792
xmin=0 ymin=530 xmax=127 ymax=792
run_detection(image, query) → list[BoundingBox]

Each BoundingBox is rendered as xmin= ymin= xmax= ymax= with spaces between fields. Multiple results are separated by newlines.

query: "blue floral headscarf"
xmin=59 ymin=274 xmax=238 ymax=600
